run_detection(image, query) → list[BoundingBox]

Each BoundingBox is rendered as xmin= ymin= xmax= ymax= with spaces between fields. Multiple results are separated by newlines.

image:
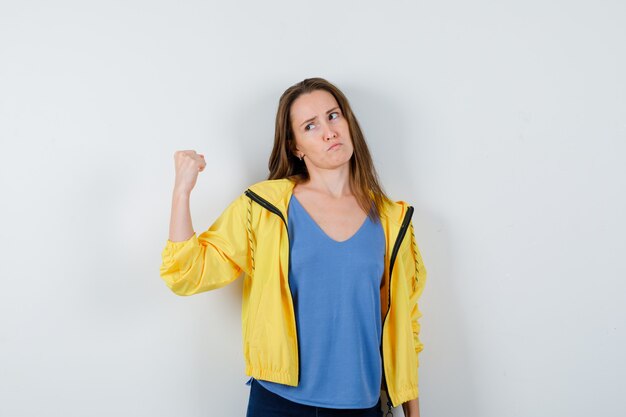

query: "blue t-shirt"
xmin=253 ymin=194 xmax=385 ymax=408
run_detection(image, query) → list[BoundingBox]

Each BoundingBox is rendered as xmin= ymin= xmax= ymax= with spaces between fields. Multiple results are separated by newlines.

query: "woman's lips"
xmin=327 ymin=143 xmax=342 ymax=151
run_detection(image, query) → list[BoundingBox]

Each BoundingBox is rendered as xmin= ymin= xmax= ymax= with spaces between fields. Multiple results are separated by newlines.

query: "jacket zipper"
xmin=245 ymin=188 xmax=414 ymax=409
xmin=380 ymin=205 xmax=414 ymax=410
xmin=245 ymin=189 xmax=288 ymax=230
xmin=244 ymin=189 xmax=298 ymax=383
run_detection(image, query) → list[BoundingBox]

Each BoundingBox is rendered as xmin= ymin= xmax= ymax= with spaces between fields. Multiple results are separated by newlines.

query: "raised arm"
xmin=159 ymin=150 xmax=252 ymax=296
xmin=168 ymin=150 xmax=206 ymax=242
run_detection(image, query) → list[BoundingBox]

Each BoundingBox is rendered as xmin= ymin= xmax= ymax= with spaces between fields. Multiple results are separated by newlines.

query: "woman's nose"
xmin=322 ymin=124 xmax=337 ymax=140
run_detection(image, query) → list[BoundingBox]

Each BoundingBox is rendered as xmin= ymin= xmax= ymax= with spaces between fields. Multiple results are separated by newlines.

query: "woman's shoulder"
xmin=243 ymin=177 xmax=296 ymax=208
xmin=246 ymin=177 xmax=294 ymax=189
xmin=379 ymin=194 xmax=415 ymax=224
xmin=245 ymin=177 xmax=294 ymax=193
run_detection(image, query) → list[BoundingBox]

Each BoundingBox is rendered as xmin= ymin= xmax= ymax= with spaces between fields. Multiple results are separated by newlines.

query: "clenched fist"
xmin=173 ymin=150 xmax=206 ymax=195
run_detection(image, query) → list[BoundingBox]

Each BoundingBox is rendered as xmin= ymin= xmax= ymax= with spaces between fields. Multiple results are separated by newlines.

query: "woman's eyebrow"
xmin=299 ymin=107 xmax=340 ymax=127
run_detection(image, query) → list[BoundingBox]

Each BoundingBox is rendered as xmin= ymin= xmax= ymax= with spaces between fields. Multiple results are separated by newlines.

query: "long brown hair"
xmin=268 ymin=77 xmax=392 ymax=221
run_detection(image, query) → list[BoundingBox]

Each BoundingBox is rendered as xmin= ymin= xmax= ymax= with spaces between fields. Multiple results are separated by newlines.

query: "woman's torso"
xmin=255 ymin=186 xmax=386 ymax=408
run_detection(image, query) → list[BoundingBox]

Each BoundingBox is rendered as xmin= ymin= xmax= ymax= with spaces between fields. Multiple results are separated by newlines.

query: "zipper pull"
xmin=386 ymin=399 xmax=394 ymax=416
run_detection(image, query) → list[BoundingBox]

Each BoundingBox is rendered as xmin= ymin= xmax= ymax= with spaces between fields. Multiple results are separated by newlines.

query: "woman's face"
xmin=289 ymin=89 xmax=354 ymax=172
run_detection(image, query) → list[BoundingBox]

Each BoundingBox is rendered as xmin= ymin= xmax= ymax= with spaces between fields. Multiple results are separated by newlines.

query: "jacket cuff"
xmin=161 ymin=232 xmax=199 ymax=276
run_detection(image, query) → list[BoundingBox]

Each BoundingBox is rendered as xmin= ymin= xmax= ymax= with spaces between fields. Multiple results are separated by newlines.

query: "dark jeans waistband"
xmin=246 ymin=378 xmax=383 ymax=417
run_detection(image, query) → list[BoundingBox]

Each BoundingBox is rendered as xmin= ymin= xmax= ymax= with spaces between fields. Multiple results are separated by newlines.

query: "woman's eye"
xmin=305 ymin=123 xmax=315 ymax=131
xmin=329 ymin=112 xmax=339 ymax=120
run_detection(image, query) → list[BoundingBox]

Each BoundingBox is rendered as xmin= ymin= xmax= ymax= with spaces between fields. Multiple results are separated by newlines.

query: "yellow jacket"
xmin=159 ymin=178 xmax=427 ymax=407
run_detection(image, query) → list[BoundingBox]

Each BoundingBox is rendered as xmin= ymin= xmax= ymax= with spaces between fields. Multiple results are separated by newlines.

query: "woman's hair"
xmin=268 ymin=77 xmax=392 ymax=221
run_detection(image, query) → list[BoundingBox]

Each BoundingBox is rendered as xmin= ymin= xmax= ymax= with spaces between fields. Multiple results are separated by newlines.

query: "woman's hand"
xmin=173 ymin=150 xmax=206 ymax=196
xmin=401 ymin=398 xmax=420 ymax=417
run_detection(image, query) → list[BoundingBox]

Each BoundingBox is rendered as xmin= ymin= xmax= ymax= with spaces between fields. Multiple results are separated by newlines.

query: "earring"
xmin=299 ymin=154 xmax=304 ymax=161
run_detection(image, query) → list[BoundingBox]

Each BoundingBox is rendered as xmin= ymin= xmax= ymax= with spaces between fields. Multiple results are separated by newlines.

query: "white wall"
xmin=1 ymin=1 xmax=624 ymax=416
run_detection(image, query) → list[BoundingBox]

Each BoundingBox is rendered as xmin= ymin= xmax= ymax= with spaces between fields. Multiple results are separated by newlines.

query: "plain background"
xmin=1 ymin=1 xmax=625 ymax=416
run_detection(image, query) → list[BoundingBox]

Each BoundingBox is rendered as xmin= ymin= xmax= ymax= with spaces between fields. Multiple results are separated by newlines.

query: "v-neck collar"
xmin=289 ymin=194 xmax=369 ymax=244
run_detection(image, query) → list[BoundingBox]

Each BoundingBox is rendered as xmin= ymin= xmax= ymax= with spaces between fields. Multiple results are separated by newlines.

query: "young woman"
xmin=160 ymin=78 xmax=427 ymax=417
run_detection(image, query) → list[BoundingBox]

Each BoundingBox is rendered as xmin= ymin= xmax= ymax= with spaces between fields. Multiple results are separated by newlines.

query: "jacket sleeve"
xmin=407 ymin=220 xmax=428 ymax=366
xmin=159 ymin=192 xmax=252 ymax=296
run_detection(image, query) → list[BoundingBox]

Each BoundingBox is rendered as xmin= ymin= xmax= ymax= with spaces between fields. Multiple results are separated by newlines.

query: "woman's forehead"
xmin=290 ymin=90 xmax=339 ymax=123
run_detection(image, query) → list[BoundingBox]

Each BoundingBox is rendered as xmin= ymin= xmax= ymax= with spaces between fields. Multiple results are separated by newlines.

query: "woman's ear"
xmin=291 ymin=145 xmax=303 ymax=159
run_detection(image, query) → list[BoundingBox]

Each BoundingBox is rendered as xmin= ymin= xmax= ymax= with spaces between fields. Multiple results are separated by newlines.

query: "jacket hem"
xmin=390 ymin=385 xmax=418 ymax=408
xmin=245 ymin=364 xmax=298 ymax=387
